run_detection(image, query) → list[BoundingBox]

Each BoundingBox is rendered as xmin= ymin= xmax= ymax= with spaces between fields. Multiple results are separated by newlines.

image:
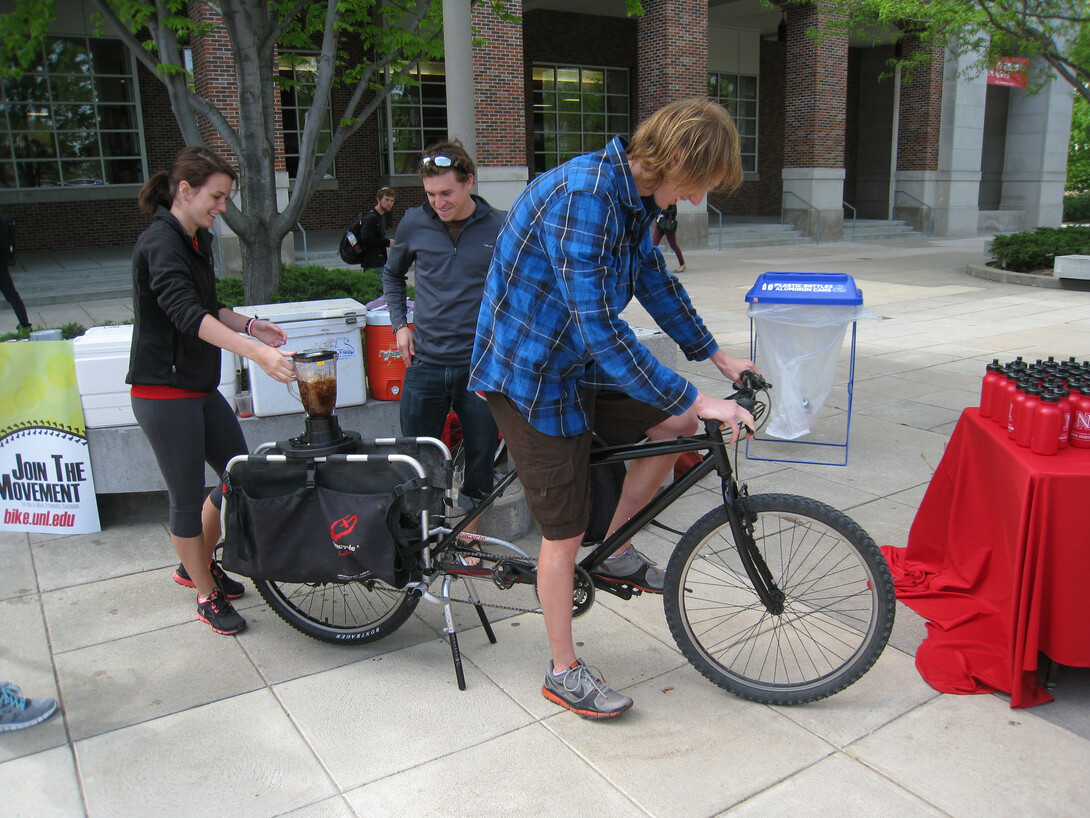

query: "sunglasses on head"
xmin=420 ymin=155 xmax=464 ymax=172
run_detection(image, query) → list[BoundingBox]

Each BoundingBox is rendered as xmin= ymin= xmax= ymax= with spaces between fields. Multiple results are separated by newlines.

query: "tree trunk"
xmin=239 ymin=228 xmax=283 ymax=306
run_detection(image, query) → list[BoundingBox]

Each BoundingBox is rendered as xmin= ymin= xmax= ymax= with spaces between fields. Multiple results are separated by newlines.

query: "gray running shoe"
xmin=0 ymin=682 xmax=58 ymax=731
xmin=542 ymin=659 xmax=633 ymax=719
xmin=596 ymin=546 xmax=665 ymax=592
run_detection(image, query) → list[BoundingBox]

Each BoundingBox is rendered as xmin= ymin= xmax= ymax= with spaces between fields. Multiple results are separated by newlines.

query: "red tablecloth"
xmin=881 ymin=408 xmax=1090 ymax=707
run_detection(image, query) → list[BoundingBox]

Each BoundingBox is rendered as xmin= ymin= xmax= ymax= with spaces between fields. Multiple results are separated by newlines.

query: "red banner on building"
xmin=988 ymin=57 xmax=1029 ymax=88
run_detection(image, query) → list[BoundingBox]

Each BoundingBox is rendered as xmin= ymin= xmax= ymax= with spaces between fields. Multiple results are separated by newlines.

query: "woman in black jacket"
xmin=128 ymin=146 xmax=296 ymax=635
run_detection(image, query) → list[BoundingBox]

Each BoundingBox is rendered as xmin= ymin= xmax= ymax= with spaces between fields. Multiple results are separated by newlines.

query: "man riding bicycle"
xmin=469 ymin=98 xmax=756 ymax=719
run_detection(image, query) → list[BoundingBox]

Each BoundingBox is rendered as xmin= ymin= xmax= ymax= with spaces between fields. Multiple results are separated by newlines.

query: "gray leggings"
xmin=132 ymin=391 xmax=247 ymax=538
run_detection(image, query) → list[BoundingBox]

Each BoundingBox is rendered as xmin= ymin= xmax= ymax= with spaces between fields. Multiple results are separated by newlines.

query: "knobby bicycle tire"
xmin=663 ymin=494 xmax=895 ymax=704
xmin=255 ymin=576 xmax=419 ymax=645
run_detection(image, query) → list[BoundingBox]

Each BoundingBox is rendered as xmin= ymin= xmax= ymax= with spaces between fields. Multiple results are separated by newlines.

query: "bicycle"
xmin=226 ymin=372 xmax=896 ymax=705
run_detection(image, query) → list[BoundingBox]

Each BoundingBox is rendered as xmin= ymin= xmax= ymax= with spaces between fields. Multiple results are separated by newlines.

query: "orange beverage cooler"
xmin=365 ymin=309 xmax=412 ymax=400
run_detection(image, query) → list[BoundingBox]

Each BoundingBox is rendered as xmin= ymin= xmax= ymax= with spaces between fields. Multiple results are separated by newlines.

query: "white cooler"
xmin=73 ymin=324 xmax=239 ymax=428
xmin=244 ymin=298 xmax=367 ymax=417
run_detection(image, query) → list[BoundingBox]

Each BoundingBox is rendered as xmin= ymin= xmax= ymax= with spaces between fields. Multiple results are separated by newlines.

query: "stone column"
xmin=782 ymin=4 xmax=847 ymax=242
xmin=999 ymin=59 xmax=1073 ymax=229
xmin=471 ymin=0 xmax=528 ymax=210
xmin=443 ymin=0 xmax=476 ymax=157
xmin=891 ymin=37 xmax=977 ymax=237
xmin=637 ymin=0 xmax=709 ymax=245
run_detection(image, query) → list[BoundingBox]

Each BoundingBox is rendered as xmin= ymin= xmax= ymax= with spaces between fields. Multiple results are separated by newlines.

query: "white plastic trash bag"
xmin=747 ymin=303 xmax=881 ymax=440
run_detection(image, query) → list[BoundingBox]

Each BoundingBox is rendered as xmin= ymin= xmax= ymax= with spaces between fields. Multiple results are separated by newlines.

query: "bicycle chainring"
xmin=533 ymin=565 xmax=595 ymax=618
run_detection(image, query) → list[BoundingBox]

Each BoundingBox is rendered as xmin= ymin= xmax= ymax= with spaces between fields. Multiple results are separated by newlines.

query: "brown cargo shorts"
xmin=484 ymin=390 xmax=669 ymax=541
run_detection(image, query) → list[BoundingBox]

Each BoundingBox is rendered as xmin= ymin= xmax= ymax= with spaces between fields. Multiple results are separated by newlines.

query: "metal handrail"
xmin=842 ymin=200 xmax=857 ymax=242
xmin=893 ymin=190 xmax=933 ymax=237
xmin=707 ymin=202 xmax=723 ymax=251
xmin=781 ymin=190 xmax=820 ymax=245
xmin=295 ymin=222 xmax=309 ymax=264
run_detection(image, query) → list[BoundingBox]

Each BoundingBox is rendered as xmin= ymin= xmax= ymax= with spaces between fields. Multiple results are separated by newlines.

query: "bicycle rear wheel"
xmin=255 ymin=577 xmax=418 ymax=644
xmin=664 ymin=494 xmax=894 ymax=704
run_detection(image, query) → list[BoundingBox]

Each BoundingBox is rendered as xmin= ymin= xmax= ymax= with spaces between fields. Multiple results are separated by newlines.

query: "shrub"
xmin=989 ymin=226 xmax=1090 ymax=272
xmin=1064 ymin=192 xmax=1090 ymax=223
xmin=216 ymin=265 xmax=409 ymax=309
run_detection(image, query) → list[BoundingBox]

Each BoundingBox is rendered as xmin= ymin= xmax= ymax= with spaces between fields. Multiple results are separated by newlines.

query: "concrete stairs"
xmin=842 ymin=218 xmax=923 ymax=241
xmin=708 ymin=222 xmax=811 ymax=249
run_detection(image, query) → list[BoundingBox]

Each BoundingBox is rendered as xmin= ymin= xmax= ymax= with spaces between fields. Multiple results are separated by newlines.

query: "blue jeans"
xmin=400 ymin=361 xmax=499 ymax=508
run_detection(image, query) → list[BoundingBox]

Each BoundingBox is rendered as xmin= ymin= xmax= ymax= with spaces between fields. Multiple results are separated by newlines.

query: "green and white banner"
xmin=0 ymin=340 xmax=100 ymax=534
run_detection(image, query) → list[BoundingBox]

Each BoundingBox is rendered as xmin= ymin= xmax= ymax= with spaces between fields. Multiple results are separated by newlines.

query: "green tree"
xmin=1070 ymin=94 xmax=1090 ymax=191
xmin=0 ymin=0 xmax=514 ymax=303
xmin=784 ymin=1 xmax=1089 ymax=104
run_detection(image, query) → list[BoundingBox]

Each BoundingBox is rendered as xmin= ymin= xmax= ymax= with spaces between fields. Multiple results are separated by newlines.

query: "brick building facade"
xmin=0 ymin=0 xmax=1072 ymax=253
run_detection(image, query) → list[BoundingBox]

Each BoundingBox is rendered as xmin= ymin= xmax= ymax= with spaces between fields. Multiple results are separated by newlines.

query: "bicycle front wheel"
xmin=255 ymin=577 xmax=419 ymax=645
xmin=664 ymin=494 xmax=895 ymax=704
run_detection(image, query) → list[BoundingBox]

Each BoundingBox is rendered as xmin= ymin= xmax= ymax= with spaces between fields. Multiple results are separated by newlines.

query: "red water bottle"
xmin=1070 ymin=383 xmax=1090 ymax=449
xmin=1056 ymin=386 xmax=1072 ymax=450
xmin=980 ymin=360 xmax=1003 ymax=419
xmin=1031 ymin=392 xmax=1062 ymax=456
xmin=1014 ymin=385 xmax=1043 ymax=448
xmin=1008 ymin=381 xmax=1031 ymax=440
xmin=997 ymin=370 xmax=1021 ymax=428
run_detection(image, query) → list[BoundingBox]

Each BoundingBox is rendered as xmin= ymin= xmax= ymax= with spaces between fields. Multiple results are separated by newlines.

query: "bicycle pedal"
xmin=590 ymin=574 xmax=640 ymax=599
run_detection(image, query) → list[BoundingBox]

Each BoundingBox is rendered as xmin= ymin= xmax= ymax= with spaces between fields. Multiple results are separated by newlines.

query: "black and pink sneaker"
xmin=196 ymin=589 xmax=247 ymax=635
xmin=174 ymin=560 xmax=246 ymax=599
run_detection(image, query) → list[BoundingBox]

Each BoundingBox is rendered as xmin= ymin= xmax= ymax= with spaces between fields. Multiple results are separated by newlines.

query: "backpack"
xmin=0 ymin=212 xmax=14 ymax=264
xmin=338 ymin=213 xmax=365 ymax=265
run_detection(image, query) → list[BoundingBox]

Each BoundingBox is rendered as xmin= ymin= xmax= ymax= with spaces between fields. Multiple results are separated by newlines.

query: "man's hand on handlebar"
xmin=709 ymin=350 xmax=760 ymax=386
xmin=691 ymin=392 xmax=756 ymax=445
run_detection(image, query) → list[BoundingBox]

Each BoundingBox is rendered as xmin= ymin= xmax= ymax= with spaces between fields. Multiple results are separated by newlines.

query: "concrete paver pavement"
xmin=3 ymin=234 xmax=1089 ymax=816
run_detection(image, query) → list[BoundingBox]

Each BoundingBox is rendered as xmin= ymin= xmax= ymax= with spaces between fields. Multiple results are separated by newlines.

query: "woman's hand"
xmin=255 ymin=345 xmax=296 ymax=383
xmin=249 ymin=318 xmax=287 ymax=348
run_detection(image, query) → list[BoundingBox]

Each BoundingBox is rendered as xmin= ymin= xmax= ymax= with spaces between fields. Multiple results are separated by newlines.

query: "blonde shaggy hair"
xmin=627 ymin=97 xmax=742 ymax=194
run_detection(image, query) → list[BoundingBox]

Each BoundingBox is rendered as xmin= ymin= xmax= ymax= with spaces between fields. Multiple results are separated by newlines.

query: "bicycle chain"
xmin=438 ymin=546 xmax=544 ymax=615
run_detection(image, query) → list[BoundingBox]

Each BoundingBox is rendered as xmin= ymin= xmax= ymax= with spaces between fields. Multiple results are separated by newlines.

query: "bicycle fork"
xmin=724 ymin=488 xmax=785 ymax=615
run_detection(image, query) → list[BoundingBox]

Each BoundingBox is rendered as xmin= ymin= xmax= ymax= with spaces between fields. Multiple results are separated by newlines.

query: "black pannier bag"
xmin=220 ymin=445 xmax=447 ymax=588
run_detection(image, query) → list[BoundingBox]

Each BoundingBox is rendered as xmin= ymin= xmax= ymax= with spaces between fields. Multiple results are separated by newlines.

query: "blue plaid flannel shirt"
xmin=468 ymin=136 xmax=719 ymax=437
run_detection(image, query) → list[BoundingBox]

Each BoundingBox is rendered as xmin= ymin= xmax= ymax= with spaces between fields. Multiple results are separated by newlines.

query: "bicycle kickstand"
xmin=439 ymin=574 xmax=467 ymax=690
xmin=459 ymin=574 xmax=498 ymax=645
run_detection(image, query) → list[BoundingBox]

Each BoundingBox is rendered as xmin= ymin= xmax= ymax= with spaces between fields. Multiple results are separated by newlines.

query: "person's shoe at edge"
xmin=596 ymin=546 xmax=665 ymax=592
xmin=196 ymin=588 xmax=247 ymax=635
xmin=0 ymin=682 xmax=58 ymax=731
xmin=542 ymin=659 xmax=633 ymax=719
xmin=174 ymin=559 xmax=245 ymax=599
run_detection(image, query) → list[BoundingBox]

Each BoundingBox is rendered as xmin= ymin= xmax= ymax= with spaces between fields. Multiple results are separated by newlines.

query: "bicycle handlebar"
xmin=700 ymin=370 xmax=772 ymax=440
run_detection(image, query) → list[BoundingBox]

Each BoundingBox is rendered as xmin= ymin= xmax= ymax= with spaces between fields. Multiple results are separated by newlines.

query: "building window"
xmin=279 ymin=52 xmax=334 ymax=179
xmin=708 ymin=72 xmax=757 ymax=173
xmin=379 ymin=62 xmax=447 ymax=176
xmin=532 ymin=63 xmax=629 ymax=173
xmin=0 ymin=36 xmax=143 ymax=188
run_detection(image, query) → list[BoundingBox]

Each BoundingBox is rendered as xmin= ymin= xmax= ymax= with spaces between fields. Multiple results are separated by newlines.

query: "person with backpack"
xmin=340 ymin=187 xmax=396 ymax=269
xmin=0 ymin=213 xmax=31 ymax=330
xmin=652 ymin=203 xmax=685 ymax=272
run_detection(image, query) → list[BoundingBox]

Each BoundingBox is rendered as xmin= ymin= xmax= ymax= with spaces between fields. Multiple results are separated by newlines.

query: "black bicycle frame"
xmin=438 ymin=418 xmax=784 ymax=612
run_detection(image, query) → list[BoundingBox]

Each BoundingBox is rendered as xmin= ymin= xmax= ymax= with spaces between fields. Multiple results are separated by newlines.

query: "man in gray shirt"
xmin=382 ymin=141 xmax=505 ymax=534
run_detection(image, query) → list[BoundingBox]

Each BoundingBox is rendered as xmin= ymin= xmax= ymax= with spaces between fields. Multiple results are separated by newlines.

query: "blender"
xmin=278 ymin=349 xmax=361 ymax=457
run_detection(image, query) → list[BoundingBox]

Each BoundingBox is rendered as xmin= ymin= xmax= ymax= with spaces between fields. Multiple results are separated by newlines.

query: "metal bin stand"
xmin=744 ymin=272 xmax=866 ymax=466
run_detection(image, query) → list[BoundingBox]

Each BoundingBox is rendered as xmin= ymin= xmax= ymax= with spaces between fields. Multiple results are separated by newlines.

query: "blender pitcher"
xmin=289 ymin=349 xmax=338 ymax=417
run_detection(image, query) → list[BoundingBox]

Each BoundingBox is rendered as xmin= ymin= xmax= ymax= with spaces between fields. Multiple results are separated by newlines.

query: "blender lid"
xmin=292 ymin=348 xmax=338 ymax=363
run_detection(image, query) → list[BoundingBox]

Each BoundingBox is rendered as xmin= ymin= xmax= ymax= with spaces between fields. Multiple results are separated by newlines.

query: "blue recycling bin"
xmin=744 ymin=272 xmax=864 ymax=466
